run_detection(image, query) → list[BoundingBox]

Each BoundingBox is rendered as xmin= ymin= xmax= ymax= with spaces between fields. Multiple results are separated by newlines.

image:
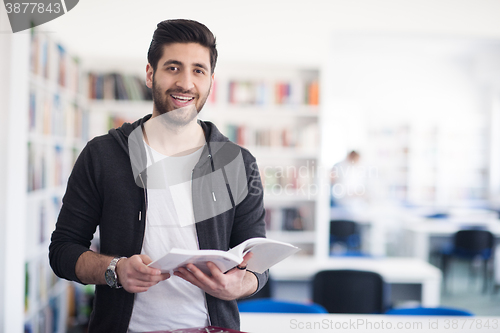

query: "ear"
xmin=210 ymin=73 xmax=215 ymax=91
xmin=146 ymin=63 xmax=154 ymax=89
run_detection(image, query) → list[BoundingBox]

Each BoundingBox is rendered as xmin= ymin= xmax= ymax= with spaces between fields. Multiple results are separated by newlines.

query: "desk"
xmin=403 ymin=218 xmax=500 ymax=261
xmin=240 ymin=313 xmax=498 ymax=333
xmin=269 ymin=257 xmax=442 ymax=307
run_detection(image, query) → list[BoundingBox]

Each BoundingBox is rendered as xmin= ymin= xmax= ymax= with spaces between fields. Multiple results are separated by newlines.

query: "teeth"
xmin=172 ymin=95 xmax=194 ymax=101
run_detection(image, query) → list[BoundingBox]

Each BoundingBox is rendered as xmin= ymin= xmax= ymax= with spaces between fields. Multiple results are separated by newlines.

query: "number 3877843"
xmin=5 ymin=2 xmax=62 ymax=14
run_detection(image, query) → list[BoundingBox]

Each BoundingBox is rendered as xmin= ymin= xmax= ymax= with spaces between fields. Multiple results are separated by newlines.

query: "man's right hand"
xmin=116 ymin=255 xmax=170 ymax=293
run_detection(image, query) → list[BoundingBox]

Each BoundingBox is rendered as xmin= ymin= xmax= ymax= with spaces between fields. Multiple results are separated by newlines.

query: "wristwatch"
xmin=105 ymin=257 xmax=125 ymax=288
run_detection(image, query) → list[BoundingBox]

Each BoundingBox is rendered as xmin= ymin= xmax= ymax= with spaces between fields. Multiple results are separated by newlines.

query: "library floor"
xmin=439 ymin=261 xmax=500 ymax=316
xmin=66 ymin=263 xmax=500 ymax=333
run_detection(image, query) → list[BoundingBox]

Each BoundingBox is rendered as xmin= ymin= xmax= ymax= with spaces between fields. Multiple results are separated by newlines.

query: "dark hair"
xmin=148 ymin=19 xmax=217 ymax=74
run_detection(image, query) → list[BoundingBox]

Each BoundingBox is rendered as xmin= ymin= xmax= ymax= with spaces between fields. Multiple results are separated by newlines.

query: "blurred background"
xmin=2 ymin=0 xmax=500 ymax=332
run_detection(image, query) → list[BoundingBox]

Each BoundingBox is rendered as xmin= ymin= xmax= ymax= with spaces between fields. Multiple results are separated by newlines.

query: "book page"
xmin=148 ymin=249 xmax=242 ymax=275
xmin=228 ymin=238 xmax=300 ymax=273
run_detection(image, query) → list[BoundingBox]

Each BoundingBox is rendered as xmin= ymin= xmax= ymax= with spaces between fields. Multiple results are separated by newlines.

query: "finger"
xmin=231 ymin=252 xmax=253 ymax=272
xmin=189 ymin=263 xmax=224 ymax=291
xmin=239 ymin=252 xmax=254 ymax=268
xmin=186 ymin=263 xmax=215 ymax=283
xmin=129 ymin=273 xmax=170 ymax=290
xmin=131 ymin=257 xmax=162 ymax=276
xmin=138 ymin=254 xmax=154 ymax=265
xmin=178 ymin=265 xmax=216 ymax=290
xmin=206 ymin=261 xmax=225 ymax=280
xmin=134 ymin=273 xmax=165 ymax=284
xmin=122 ymin=280 xmax=155 ymax=293
xmin=129 ymin=254 xmax=162 ymax=276
xmin=174 ymin=267 xmax=203 ymax=287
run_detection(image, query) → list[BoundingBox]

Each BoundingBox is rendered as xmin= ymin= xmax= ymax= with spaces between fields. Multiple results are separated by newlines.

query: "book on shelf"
xmin=88 ymin=72 xmax=153 ymax=101
xmin=229 ymin=80 xmax=268 ymax=105
xmin=305 ymin=80 xmax=319 ymax=105
xmin=30 ymin=30 xmax=82 ymax=94
xmin=225 ymin=124 xmax=318 ymax=150
xmin=228 ymin=79 xmax=319 ymax=106
xmin=148 ymin=237 xmax=299 ymax=275
xmin=264 ymin=206 xmax=313 ymax=232
xmin=57 ymin=44 xmax=66 ymax=88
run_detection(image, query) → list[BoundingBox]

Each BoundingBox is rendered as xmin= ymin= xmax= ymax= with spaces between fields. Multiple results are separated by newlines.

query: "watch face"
xmin=105 ymin=269 xmax=116 ymax=287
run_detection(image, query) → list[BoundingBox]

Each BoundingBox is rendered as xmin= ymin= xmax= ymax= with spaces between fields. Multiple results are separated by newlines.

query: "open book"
xmin=148 ymin=237 xmax=300 ymax=275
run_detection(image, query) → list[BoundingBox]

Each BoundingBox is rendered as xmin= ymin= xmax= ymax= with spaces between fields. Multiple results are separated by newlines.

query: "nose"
xmin=175 ymin=71 xmax=195 ymax=91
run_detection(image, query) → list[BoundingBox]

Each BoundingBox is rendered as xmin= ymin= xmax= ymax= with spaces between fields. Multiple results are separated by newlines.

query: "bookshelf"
xmin=85 ymin=63 xmax=328 ymax=258
xmin=84 ymin=72 xmax=152 ymax=139
xmin=21 ymin=29 xmax=89 ymax=333
xmin=203 ymin=64 xmax=324 ymax=256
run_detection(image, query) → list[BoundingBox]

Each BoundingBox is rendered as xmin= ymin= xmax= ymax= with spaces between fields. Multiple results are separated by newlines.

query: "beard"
xmin=152 ymin=74 xmax=211 ymax=128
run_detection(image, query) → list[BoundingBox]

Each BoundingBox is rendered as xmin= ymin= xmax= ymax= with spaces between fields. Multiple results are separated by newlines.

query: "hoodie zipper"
xmin=138 ymin=173 xmax=148 ymax=223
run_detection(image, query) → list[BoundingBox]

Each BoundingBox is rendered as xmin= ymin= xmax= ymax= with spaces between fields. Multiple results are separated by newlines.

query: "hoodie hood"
xmin=109 ymin=114 xmax=152 ymax=155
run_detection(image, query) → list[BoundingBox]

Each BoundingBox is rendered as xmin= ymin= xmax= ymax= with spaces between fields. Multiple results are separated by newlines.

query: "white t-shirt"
xmin=128 ymin=141 xmax=209 ymax=332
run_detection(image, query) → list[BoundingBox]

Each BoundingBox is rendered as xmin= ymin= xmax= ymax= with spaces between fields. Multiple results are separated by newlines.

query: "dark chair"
xmin=329 ymin=220 xmax=361 ymax=255
xmin=312 ymin=269 xmax=388 ymax=314
xmin=386 ymin=306 xmax=473 ymax=316
xmin=441 ymin=229 xmax=495 ymax=293
xmin=238 ymin=298 xmax=327 ymax=313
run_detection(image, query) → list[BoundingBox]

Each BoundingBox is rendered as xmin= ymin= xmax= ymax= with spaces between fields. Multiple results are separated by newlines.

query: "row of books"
xmin=264 ymin=206 xmax=314 ymax=231
xmin=225 ymin=123 xmax=319 ymax=149
xmin=88 ymin=73 xmax=153 ymax=101
xmin=27 ymin=142 xmax=78 ymax=192
xmin=24 ymin=256 xmax=61 ymax=313
xmin=228 ymin=80 xmax=319 ymax=106
xmin=24 ymin=260 xmax=63 ymax=332
xmin=30 ymin=30 xmax=81 ymax=94
xmin=29 ymin=89 xmax=89 ymax=141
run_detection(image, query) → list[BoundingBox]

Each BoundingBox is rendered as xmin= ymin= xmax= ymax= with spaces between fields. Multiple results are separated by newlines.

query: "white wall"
xmin=42 ymin=0 xmax=500 ymax=68
xmin=0 ymin=7 xmax=29 ymax=333
xmin=322 ymin=34 xmax=500 ymax=205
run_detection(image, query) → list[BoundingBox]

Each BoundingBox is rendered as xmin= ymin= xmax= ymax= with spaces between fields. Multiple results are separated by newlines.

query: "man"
xmin=49 ymin=19 xmax=268 ymax=332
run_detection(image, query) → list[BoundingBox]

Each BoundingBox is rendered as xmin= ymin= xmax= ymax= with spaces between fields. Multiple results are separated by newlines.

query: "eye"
xmin=195 ymin=69 xmax=205 ymax=75
xmin=167 ymin=66 xmax=178 ymax=72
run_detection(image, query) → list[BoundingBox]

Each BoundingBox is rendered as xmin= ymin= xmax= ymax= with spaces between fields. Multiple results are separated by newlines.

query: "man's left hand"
xmin=174 ymin=252 xmax=258 ymax=301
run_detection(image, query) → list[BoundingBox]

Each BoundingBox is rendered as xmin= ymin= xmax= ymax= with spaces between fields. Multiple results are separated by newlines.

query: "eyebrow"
xmin=162 ymin=59 xmax=209 ymax=72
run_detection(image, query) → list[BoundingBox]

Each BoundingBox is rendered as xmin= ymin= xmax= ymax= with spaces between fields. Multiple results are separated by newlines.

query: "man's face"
xmin=146 ymin=43 xmax=214 ymax=126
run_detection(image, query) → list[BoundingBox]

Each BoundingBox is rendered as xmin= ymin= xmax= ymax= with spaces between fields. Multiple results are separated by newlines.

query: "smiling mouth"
xmin=171 ymin=94 xmax=195 ymax=102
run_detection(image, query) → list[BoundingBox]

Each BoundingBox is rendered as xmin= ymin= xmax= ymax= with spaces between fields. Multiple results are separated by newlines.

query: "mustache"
xmin=165 ymin=88 xmax=199 ymax=97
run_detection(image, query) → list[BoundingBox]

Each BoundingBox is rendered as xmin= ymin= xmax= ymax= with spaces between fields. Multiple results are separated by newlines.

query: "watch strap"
xmin=106 ymin=256 xmax=125 ymax=288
